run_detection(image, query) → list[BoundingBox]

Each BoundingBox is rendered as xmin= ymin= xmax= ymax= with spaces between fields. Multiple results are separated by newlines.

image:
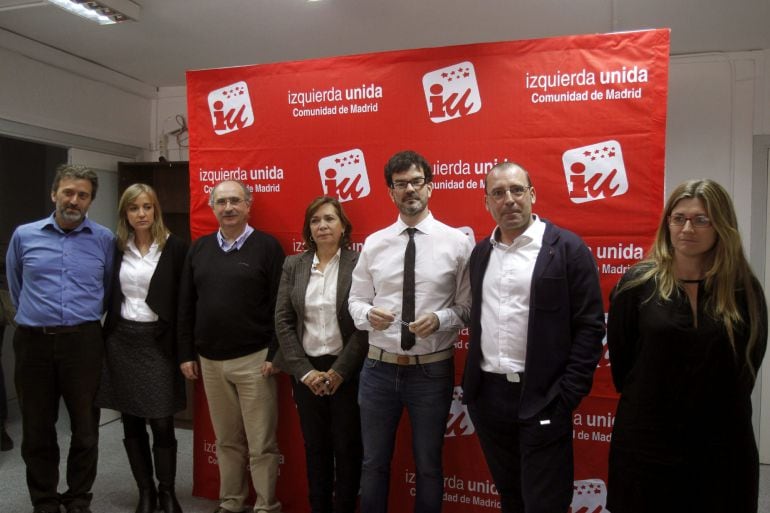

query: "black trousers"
xmin=14 ymin=322 xmax=103 ymax=511
xmin=467 ymin=371 xmax=574 ymax=513
xmin=291 ymin=354 xmax=362 ymax=513
xmin=0 ymin=334 xmax=7 ymax=424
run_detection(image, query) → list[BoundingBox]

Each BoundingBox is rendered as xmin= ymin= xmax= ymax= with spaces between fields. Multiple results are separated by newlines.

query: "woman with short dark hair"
xmin=275 ymin=196 xmax=367 ymax=513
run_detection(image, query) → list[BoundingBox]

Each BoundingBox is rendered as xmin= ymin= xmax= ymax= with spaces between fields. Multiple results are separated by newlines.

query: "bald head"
xmin=484 ymin=162 xmax=531 ymax=192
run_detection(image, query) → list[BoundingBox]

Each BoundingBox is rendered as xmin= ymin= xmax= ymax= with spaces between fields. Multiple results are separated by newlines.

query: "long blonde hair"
xmin=622 ymin=179 xmax=765 ymax=374
xmin=116 ymin=183 xmax=170 ymax=252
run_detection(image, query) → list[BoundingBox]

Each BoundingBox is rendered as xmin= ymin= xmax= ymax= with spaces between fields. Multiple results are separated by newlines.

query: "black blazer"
xmin=104 ymin=233 xmax=189 ymax=358
xmin=462 ymin=220 xmax=605 ymax=419
xmin=274 ymin=248 xmax=368 ymax=381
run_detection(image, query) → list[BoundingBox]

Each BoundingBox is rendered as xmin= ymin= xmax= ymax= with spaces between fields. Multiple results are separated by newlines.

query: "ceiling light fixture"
xmin=48 ymin=0 xmax=140 ymax=24
xmin=0 ymin=0 xmax=141 ymax=25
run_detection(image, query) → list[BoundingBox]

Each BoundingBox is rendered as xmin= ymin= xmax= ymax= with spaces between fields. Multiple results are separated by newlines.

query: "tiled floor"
xmin=1 ymin=397 xmax=769 ymax=512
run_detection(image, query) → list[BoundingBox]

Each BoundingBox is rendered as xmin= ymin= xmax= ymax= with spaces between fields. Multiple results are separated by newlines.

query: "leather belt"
xmin=483 ymin=370 xmax=524 ymax=383
xmin=20 ymin=322 xmax=96 ymax=335
xmin=367 ymin=346 xmax=454 ymax=366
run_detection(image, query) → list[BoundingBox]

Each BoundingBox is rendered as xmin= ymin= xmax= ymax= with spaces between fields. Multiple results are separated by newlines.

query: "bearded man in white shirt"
xmin=348 ymin=150 xmax=473 ymax=513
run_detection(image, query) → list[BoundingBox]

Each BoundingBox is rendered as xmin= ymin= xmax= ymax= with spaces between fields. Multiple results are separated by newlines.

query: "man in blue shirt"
xmin=6 ymin=164 xmax=115 ymax=513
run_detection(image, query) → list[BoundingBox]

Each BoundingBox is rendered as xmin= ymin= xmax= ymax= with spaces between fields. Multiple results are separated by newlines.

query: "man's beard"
xmin=399 ymin=195 xmax=426 ymax=216
xmin=60 ymin=207 xmax=84 ymax=223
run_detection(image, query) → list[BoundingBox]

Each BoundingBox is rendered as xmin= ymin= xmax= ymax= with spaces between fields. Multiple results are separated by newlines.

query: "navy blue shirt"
xmin=6 ymin=213 xmax=115 ymax=326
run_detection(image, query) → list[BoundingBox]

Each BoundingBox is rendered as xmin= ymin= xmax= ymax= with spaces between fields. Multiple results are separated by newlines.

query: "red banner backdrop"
xmin=186 ymin=29 xmax=669 ymax=512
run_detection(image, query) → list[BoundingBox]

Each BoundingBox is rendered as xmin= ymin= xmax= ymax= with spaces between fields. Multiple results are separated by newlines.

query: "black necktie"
xmin=401 ymin=227 xmax=416 ymax=351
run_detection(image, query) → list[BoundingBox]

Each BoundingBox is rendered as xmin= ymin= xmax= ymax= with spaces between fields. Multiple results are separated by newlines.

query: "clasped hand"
xmin=302 ymin=369 xmax=343 ymax=396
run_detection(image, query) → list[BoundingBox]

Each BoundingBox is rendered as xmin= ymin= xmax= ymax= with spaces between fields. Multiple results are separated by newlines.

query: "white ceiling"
xmin=0 ymin=0 xmax=769 ymax=89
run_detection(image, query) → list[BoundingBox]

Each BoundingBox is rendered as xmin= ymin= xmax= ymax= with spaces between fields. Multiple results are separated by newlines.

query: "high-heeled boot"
xmin=124 ymin=437 xmax=158 ymax=513
xmin=154 ymin=441 xmax=183 ymax=513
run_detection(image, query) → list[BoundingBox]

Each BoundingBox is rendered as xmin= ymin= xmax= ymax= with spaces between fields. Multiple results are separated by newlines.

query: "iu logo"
xmin=422 ymin=61 xmax=482 ymax=124
xmin=207 ymin=81 xmax=254 ymax=135
xmin=571 ymin=479 xmax=608 ymax=513
xmin=562 ymin=140 xmax=629 ymax=204
xmin=317 ymin=149 xmax=371 ymax=203
xmin=445 ymin=386 xmax=475 ymax=438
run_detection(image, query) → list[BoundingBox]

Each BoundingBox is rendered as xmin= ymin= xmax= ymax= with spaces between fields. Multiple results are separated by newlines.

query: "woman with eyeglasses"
xmin=275 ymin=196 xmax=367 ymax=513
xmin=606 ymin=179 xmax=767 ymax=513
xmin=96 ymin=184 xmax=187 ymax=513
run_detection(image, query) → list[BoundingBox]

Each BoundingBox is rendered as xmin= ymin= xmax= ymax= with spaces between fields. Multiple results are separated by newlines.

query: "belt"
xmin=20 ymin=322 xmax=96 ymax=335
xmin=367 ymin=346 xmax=454 ymax=366
xmin=483 ymin=370 xmax=524 ymax=383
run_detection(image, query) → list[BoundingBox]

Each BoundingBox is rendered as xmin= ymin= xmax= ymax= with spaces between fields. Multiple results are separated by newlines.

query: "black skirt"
xmin=96 ymin=318 xmax=185 ymax=418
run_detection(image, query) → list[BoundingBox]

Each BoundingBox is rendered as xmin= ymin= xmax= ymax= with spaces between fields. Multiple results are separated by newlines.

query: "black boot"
xmin=0 ymin=424 xmax=12 ymax=451
xmin=154 ymin=442 xmax=183 ymax=513
xmin=124 ymin=437 xmax=158 ymax=513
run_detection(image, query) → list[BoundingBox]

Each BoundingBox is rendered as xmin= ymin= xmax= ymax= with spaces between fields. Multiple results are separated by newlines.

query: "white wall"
xmin=148 ymin=86 xmax=189 ymax=162
xmin=667 ymin=52 xmax=760 ymax=245
xmin=761 ymin=50 xmax=770 ymax=134
xmin=0 ymin=26 xmax=154 ymax=155
xmin=0 ymin=49 xmax=151 ymax=151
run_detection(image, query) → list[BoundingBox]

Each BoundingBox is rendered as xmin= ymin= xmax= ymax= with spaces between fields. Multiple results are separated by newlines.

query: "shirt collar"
xmin=126 ymin=234 xmax=160 ymax=256
xmin=490 ymin=214 xmax=544 ymax=248
xmin=42 ymin=212 xmax=93 ymax=234
xmin=217 ymin=225 xmax=254 ymax=252
xmin=312 ymin=248 xmax=341 ymax=270
xmin=395 ymin=211 xmax=434 ymax=235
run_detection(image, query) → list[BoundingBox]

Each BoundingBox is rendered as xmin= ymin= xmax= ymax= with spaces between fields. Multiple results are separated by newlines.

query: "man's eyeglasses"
xmin=213 ymin=197 xmax=245 ymax=207
xmin=668 ymin=214 xmax=711 ymax=228
xmin=391 ymin=178 xmax=428 ymax=191
xmin=487 ymin=186 xmax=532 ymax=201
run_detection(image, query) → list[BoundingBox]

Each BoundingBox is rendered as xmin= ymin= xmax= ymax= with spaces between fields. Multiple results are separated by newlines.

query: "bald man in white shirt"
xmin=462 ymin=162 xmax=605 ymax=513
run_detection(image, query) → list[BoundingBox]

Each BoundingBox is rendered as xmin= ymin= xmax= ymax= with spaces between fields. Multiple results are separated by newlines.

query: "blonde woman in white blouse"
xmin=96 ymin=183 xmax=188 ymax=513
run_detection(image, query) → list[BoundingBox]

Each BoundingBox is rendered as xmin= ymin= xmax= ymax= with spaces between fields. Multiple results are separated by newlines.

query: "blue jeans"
xmin=358 ymin=356 xmax=453 ymax=513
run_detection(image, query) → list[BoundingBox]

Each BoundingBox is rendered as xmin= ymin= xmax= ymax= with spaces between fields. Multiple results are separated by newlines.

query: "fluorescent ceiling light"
xmin=47 ymin=0 xmax=140 ymax=25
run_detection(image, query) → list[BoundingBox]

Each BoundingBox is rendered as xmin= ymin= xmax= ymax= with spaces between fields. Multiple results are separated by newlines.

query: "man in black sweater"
xmin=178 ymin=180 xmax=285 ymax=513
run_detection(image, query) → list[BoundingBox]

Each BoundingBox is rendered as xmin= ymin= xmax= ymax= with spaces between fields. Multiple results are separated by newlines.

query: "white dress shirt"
xmin=302 ymin=250 xmax=343 ymax=357
xmin=480 ymin=216 xmax=545 ymax=374
xmin=119 ymin=236 xmax=162 ymax=322
xmin=349 ymin=212 xmax=473 ymax=355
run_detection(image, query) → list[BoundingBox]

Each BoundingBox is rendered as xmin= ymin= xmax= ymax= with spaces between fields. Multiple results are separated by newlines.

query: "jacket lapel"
xmin=337 ymin=249 xmax=355 ymax=314
xmin=294 ymin=252 xmax=314 ymax=321
xmin=531 ymin=221 xmax=558 ymax=283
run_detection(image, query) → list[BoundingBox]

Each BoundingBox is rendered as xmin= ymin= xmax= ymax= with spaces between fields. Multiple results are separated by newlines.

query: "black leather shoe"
xmin=67 ymin=507 xmax=92 ymax=513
